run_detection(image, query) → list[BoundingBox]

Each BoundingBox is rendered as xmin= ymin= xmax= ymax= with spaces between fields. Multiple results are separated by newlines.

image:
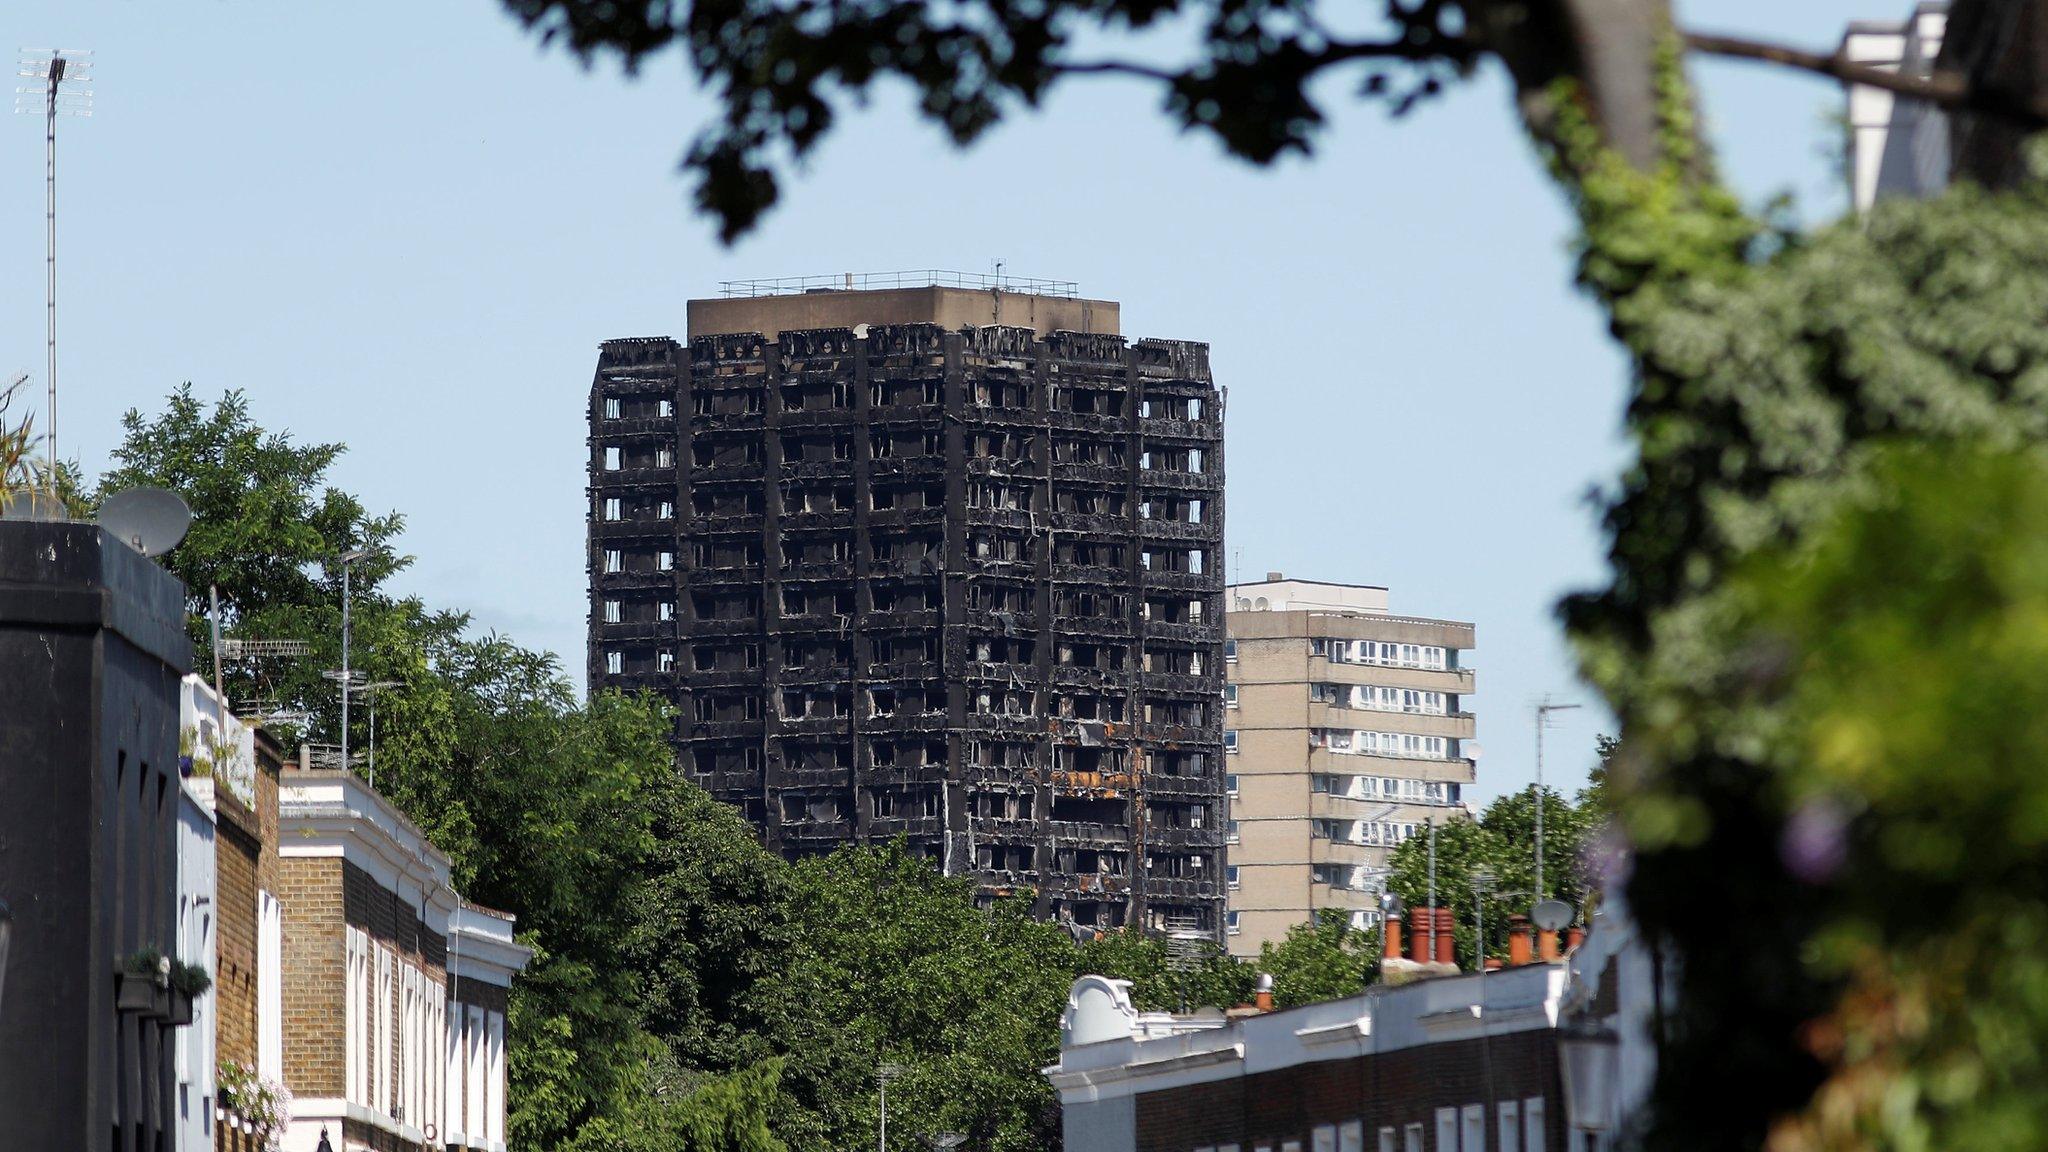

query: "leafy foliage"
xmin=498 ymin=0 xmax=1518 ymax=241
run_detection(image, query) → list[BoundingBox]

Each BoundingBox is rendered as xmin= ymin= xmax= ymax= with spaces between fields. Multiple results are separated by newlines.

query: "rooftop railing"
xmin=717 ymin=269 xmax=1081 ymax=299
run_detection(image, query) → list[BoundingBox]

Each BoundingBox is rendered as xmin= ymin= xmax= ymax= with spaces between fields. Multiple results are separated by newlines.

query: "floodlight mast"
xmin=15 ymin=49 xmax=92 ymax=485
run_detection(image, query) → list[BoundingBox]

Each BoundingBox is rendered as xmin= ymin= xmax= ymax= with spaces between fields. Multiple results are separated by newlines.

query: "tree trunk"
xmin=1479 ymin=0 xmax=1677 ymax=171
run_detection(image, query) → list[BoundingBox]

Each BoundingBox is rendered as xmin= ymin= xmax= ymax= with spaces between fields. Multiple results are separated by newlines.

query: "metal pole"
xmin=878 ymin=1076 xmax=886 ymax=1152
xmin=1426 ymin=798 xmax=1437 ymax=961
xmin=341 ymin=561 xmax=351 ymax=772
xmin=368 ymin=690 xmax=377 ymax=790
xmin=43 ymin=58 xmax=59 ymax=481
xmin=210 ymin=584 xmax=224 ymax=702
xmin=1533 ymin=700 xmax=1582 ymax=899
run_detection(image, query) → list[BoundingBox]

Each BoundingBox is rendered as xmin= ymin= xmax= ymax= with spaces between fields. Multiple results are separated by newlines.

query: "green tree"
xmin=1256 ymin=911 xmax=1380 ymax=1008
xmin=749 ymin=842 xmax=1079 ymax=1152
xmin=1385 ymin=788 xmax=1596 ymax=969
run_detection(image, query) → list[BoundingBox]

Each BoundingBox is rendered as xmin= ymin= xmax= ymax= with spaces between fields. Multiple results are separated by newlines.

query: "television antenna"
xmin=15 ymin=49 xmax=92 ymax=482
xmin=1533 ymin=697 xmax=1583 ymax=899
xmin=98 ymin=486 xmax=190 ymax=557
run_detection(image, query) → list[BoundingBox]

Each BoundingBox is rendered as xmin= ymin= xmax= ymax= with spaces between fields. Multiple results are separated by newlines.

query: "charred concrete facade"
xmin=586 ymin=283 xmax=1227 ymax=935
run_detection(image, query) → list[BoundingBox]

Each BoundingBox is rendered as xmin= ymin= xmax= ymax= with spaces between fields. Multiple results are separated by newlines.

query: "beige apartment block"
xmin=1223 ymin=575 xmax=1476 ymax=956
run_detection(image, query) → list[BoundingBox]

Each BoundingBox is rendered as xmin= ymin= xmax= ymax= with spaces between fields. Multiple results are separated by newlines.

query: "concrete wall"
xmin=0 ymin=521 xmax=194 ymax=1152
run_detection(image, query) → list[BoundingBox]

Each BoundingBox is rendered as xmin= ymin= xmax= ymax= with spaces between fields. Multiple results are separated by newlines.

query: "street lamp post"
xmin=877 ymin=1063 xmax=905 ymax=1152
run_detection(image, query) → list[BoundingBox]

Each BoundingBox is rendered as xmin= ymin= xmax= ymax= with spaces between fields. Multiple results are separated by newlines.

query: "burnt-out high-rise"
xmin=586 ymin=274 xmax=1225 ymax=936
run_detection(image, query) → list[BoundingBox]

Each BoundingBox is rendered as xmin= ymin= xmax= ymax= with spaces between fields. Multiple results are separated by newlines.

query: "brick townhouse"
xmin=184 ymin=673 xmax=289 ymax=1151
xmin=278 ymin=764 xmax=531 ymax=1152
xmin=1047 ymin=961 xmax=1575 ymax=1152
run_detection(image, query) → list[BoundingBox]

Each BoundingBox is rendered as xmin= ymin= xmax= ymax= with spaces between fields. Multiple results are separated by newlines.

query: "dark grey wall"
xmin=0 ymin=521 xmax=192 ymax=1151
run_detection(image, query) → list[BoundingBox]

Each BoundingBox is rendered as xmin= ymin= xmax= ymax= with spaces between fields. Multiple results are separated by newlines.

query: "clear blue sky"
xmin=7 ymin=0 xmax=1886 ymax=800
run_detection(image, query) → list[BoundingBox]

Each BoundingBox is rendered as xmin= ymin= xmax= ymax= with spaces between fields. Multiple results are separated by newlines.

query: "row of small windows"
xmin=1312 ymin=775 xmax=1460 ymax=805
xmin=1312 ymin=818 xmax=1424 ymax=847
xmin=1313 ymin=638 xmax=1451 ymax=670
xmin=1179 ymin=1098 xmax=1546 ymax=1152
xmin=601 ymin=387 xmax=1211 ymax=419
xmin=1309 ymin=683 xmax=1449 ymax=715
xmin=1312 ymin=730 xmax=1453 ymax=760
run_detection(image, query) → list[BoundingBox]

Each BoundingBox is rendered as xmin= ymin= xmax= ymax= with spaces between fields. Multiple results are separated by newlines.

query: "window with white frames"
xmin=1461 ymin=1105 xmax=1485 ymax=1152
xmin=376 ymin=945 xmax=394 ymax=1115
xmin=1339 ymin=1122 xmax=1363 ymax=1152
xmin=605 ymin=651 xmax=622 ymax=675
xmin=657 ymin=551 xmax=675 ymax=571
xmin=466 ymin=1005 xmax=486 ymax=1140
xmin=1314 ymin=1125 xmax=1337 ymax=1152
xmin=1225 ymin=684 xmax=1239 ymax=707
xmin=603 ymin=549 xmax=622 ymax=573
xmin=1498 ymin=1101 xmax=1519 ymax=1152
xmin=1282 ymin=1141 xmax=1302 ymax=1152
xmin=1310 ymin=638 xmax=1329 ymax=658
xmin=656 ymin=446 xmax=674 ymax=467
xmin=1436 ymin=1109 xmax=1458 ymax=1152
xmin=659 ymin=500 xmax=675 ymax=520
xmin=603 ymin=600 xmax=621 ymax=623
xmin=1225 ymin=638 xmax=1238 ymax=661
xmin=258 ymin=891 xmax=283 ymax=1081
xmin=1227 ymin=911 xmax=1242 ymax=935
xmin=603 ymin=446 xmax=621 ymax=471
xmin=658 ymin=398 xmax=673 ymax=417
xmin=1226 ymin=774 xmax=1239 ymax=794
xmin=1227 ymin=865 xmax=1241 ymax=889
xmin=604 ymin=397 xmax=621 ymax=419
xmin=1225 ymin=731 xmax=1239 ymax=753
xmin=1380 ymin=1128 xmax=1398 ymax=1152
xmin=1405 ymin=1124 xmax=1425 ymax=1152
xmin=1522 ymin=1099 xmax=1545 ymax=1152
xmin=658 ymin=650 xmax=675 ymax=672
xmin=658 ymin=601 xmax=675 ymax=622
xmin=1220 ymin=1145 xmax=1240 ymax=1152
xmin=1228 ymin=819 xmax=1240 ymax=842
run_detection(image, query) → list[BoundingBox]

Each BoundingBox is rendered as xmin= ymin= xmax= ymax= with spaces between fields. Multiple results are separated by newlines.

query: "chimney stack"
xmin=1434 ymin=907 xmax=1456 ymax=966
xmin=1566 ymin=926 xmax=1586 ymax=952
xmin=1508 ymin=915 xmax=1532 ymax=966
xmin=1408 ymin=908 xmax=1432 ymax=965
xmin=1537 ymin=925 xmax=1560 ymax=962
xmin=1254 ymin=973 xmax=1275 ymax=1012
xmin=1383 ymin=911 xmax=1404 ymax=961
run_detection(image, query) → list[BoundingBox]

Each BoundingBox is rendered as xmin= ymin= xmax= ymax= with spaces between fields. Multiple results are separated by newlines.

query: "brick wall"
xmin=281 ymin=855 xmax=347 ymax=1095
xmin=1134 ymin=1031 xmax=1563 ymax=1152
xmin=215 ymin=813 xmax=261 ymax=1067
xmin=449 ymin=976 xmax=509 ymax=1018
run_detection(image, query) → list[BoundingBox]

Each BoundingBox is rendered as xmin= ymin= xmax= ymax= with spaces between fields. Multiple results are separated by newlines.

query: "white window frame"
xmin=1462 ymin=1104 xmax=1486 ymax=1152
xmin=605 ymin=650 xmax=622 ymax=675
xmin=1436 ymin=1109 xmax=1459 ymax=1152
xmin=1498 ymin=1101 xmax=1520 ymax=1152
xmin=1314 ymin=1126 xmax=1337 ymax=1152
xmin=1226 ymin=910 xmax=1242 ymax=935
xmin=602 ymin=445 xmax=621 ymax=471
xmin=603 ymin=599 xmax=621 ymax=624
xmin=1225 ymin=730 xmax=1239 ymax=753
xmin=1523 ymin=1099 xmax=1546 ymax=1152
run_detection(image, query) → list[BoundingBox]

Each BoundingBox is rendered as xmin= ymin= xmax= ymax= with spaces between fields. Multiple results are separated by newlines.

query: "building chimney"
xmin=1266 ymin=571 xmax=1283 ymax=582
xmin=1566 ymin=926 xmax=1586 ymax=952
xmin=1383 ymin=912 xmax=1404 ymax=961
xmin=1408 ymin=908 xmax=1432 ymax=964
xmin=1537 ymin=926 xmax=1560 ymax=962
xmin=1484 ymin=957 xmax=1504 ymax=971
xmin=1508 ymin=915 xmax=1532 ymax=966
xmin=1254 ymin=973 xmax=1275 ymax=1012
xmin=1434 ymin=907 xmax=1456 ymax=966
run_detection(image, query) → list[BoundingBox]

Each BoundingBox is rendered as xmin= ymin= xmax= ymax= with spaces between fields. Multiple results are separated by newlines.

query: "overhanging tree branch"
xmin=1685 ymin=29 xmax=2048 ymax=127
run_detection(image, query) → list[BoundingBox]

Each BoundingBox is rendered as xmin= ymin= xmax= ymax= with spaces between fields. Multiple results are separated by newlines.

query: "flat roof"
xmin=687 ymin=285 xmax=1120 ymax=340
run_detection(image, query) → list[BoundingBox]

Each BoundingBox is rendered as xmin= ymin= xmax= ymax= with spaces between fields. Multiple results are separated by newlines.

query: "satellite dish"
xmin=1463 ymin=741 xmax=1483 ymax=761
xmin=1530 ymin=899 xmax=1573 ymax=932
xmin=98 ymin=486 xmax=191 ymax=557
